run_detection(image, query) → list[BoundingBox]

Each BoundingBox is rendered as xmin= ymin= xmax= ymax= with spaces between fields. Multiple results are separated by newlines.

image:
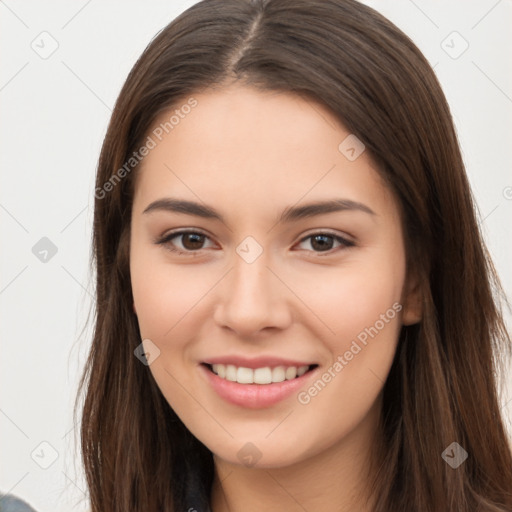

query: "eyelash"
xmin=155 ymin=229 xmax=355 ymax=257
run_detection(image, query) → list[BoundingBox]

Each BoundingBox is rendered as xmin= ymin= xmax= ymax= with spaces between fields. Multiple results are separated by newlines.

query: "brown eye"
xmin=156 ymin=230 xmax=214 ymax=254
xmin=296 ymin=232 xmax=355 ymax=254
xmin=179 ymin=232 xmax=206 ymax=250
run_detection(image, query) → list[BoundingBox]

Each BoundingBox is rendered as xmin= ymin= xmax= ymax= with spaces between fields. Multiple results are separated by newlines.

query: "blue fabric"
xmin=0 ymin=494 xmax=37 ymax=512
xmin=1 ymin=475 xmax=213 ymax=512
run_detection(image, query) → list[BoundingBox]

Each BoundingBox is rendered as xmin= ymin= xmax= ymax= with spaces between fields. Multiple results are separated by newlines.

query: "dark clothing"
xmin=184 ymin=469 xmax=212 ymax=512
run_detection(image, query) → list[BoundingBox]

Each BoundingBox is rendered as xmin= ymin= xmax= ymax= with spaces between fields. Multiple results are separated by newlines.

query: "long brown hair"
xmin=75 ymin=0 xmax=512 ymax=510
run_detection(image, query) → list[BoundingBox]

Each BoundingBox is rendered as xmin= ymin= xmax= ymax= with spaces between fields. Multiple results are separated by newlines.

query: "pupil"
xmin=184 ymin=233 xmax=204 ymax=250
xmin=312 ymin=235 xmax=332 ymax=251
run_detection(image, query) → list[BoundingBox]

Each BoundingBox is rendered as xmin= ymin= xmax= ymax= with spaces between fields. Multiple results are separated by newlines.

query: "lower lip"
xmin=199 ymin=364 xmax=318 ymax=409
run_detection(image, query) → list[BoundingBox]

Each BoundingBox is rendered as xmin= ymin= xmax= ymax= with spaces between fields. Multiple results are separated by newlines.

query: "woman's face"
xmin=130 ymin=84 xmax=421 ymax=468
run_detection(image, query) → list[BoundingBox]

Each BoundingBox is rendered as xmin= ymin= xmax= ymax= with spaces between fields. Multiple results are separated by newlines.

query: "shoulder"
xmin=0 ymin=494 xmax=38 ymax=512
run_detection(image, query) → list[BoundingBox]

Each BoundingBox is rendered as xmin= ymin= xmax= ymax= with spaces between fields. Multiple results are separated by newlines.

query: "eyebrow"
xmin=142 ymin=197 xmax=376 ymax=223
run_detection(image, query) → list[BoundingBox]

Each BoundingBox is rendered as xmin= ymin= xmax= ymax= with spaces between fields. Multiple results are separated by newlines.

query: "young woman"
xmin=76 ymin=0 xmax=512 ymax=511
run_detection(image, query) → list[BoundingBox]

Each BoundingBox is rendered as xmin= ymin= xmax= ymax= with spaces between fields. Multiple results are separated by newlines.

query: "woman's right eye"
xmin=156 ymin=230 xmax=215 ymax=255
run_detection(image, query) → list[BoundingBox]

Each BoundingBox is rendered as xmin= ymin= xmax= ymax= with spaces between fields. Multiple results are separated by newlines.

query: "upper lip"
xmin=202 ymin=356 xmax=317 ymax=369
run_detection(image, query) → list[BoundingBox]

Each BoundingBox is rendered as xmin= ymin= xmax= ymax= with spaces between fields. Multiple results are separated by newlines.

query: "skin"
xmin=130 ymin=83 xmax=422 ymax=512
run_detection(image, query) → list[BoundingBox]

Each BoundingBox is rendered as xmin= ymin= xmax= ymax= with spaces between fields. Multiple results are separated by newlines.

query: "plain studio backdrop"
xmin=1 ymin=1 xmax=511 ymax=510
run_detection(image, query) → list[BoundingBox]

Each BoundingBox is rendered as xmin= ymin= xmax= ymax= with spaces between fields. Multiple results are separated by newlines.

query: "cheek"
xmin=295 ymin=257 xmax=404 ymax=345
xmin=130 ymin=250 xmax=208 ymax=411
xmin=130 ymin=240 xmax=209 ymax=341
xmin=292 ymin=245 xmax=405 ymax=396
xmin=132 ymin=271 xmax=196 ymax=340
xmin=292 ymin=267 xmax=403 ymax=439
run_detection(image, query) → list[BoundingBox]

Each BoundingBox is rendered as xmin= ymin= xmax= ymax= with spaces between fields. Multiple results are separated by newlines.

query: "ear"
xmin=401 ymin=271 xmax=422 ymax=325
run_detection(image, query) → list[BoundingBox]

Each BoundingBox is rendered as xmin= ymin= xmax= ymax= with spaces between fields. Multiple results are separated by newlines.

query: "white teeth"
xmin=225 ymin=364 xmax=237 ymax=382
xmin=253 ymin=367 xmax=272 ymax=384
xmin=209 ymin=363 xmax=311 ymax=384
xmin=297 ymin=365 xmax=309 ymax=377
xmin=271 ymin=366 xmax=286 ymax=383
xmin=213 ymin=363 xmax=225 ymax=378
xmin=285 ymin=367 xmax=297 ymax=380
xmin=237 ymin=366 xmax=255 ymax=384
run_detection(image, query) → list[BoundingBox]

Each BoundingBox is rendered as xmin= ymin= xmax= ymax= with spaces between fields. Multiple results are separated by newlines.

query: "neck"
xmin=210 ymin=395 xmax=384 ymax=512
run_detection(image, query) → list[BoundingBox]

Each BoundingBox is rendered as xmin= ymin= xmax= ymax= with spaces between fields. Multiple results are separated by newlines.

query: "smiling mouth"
xmin=202 ymin=362 xmax=319 ymax=385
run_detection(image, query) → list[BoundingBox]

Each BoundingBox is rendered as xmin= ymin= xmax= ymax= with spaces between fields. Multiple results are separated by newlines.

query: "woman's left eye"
xmin=156 ymin=230 xmax=354 ymax=256
xmin=296 ymin=232 xmax=355 ymax=253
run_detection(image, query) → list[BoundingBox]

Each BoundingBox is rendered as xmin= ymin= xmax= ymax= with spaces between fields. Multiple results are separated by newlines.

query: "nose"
xmin=213 ymin=250 xmax=292 ymax=338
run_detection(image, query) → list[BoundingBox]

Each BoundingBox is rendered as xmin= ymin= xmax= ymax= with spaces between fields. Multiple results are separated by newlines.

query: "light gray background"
xmin=1 ymin=1 xmax=511 ymax=510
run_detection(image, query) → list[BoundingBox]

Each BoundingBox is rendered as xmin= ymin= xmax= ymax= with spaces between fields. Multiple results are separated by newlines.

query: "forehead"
xmin=133 ymin=84 xmax=397 ymax=221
